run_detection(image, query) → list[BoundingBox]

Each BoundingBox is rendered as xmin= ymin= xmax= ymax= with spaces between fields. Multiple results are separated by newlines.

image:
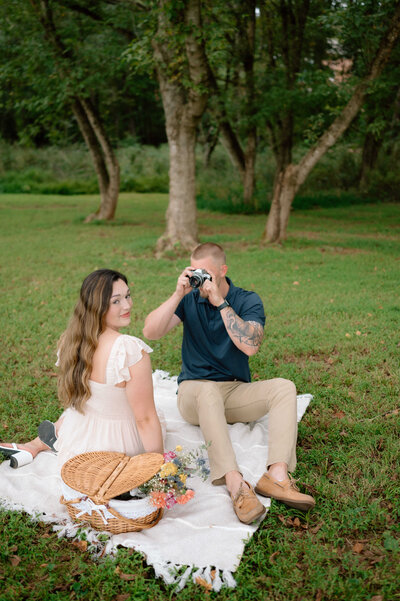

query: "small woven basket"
xmin=60 ymin=451 xmax=164 ymax=534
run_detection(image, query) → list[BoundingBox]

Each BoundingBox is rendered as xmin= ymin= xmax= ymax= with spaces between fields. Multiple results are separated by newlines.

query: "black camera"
xmin=188 ymin=268 xmax=212 ymax=288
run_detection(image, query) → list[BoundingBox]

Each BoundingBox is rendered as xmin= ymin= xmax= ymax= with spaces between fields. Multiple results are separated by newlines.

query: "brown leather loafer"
xmin=255 ymin=473 xmax=315 ymax=511
xmin=231 ymin=481 xmax=266 ymax=524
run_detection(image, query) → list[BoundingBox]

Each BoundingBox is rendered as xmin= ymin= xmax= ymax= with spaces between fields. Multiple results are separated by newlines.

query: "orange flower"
xmin=176 ymin=495 xmax=188 ymax=505
xmin=176 ymin=489 xmax=195 ymax=505
xmin=150 ymin=491 xmax=167 ymax=508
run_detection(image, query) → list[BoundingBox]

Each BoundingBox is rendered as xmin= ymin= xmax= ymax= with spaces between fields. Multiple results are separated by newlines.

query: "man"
xmin=143 ymin=242 xmax=315 ymax=524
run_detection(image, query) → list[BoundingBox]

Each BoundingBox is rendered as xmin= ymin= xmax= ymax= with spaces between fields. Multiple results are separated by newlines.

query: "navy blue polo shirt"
xmin=175 ymin=277 xmax=265 ymax=384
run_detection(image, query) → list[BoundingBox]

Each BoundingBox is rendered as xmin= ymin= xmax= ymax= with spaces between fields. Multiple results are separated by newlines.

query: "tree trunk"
xmin=359 ymin=131 xmax=383 ymax=189
xmin=243 ymin=128 xmax=257 ymax=204
xmin=157 ymin=109 xmax=199 ymax=254
xmin=263 ymin=3 xmax=400 ymax=243
xmin=201 ymin=122 xmax=219 ymax=167
xmin=153 ymin=0 xmax=209 ymax=254
xmin=265 ymin=164 xmax=299 ymax=242
xmin=216 ymin=113 xmax=246 ymax=178
xmin=29 ymin=0 xmax=120 ymax=222
xmin=71 ymin=98 xmax=120 ymax=222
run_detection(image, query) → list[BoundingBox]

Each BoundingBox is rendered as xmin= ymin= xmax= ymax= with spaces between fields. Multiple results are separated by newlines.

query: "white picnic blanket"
xmin=0 ymin=371 xmax=312 ymax=591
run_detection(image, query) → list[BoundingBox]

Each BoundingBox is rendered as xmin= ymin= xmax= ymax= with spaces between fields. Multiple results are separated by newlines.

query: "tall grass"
xmin=0 ymin=194 xmax=399 ymax=600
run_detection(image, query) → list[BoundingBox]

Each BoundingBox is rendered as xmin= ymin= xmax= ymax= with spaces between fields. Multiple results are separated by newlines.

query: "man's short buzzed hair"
xmin=191 ymin=243 xmax=226 ymax=265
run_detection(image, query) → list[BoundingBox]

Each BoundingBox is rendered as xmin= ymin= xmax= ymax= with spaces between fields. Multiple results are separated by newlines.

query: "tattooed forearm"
xmin=223 ymin=308 xmax=264 ymax=348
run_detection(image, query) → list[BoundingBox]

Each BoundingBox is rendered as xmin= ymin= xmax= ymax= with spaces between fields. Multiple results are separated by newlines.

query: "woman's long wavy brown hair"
xmin=57 ymin=269 xmax=128 ymax=413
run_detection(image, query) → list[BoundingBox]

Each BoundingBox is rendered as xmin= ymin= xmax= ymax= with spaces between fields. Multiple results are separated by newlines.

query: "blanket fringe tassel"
xmin=51 ymin=520 xmax=237 ymax=590
xmin=153 ymin=561 xmax=237 ymax=591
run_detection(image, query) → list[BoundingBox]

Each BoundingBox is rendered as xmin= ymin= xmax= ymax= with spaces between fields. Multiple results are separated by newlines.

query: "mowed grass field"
xmin=0 ymin=193 xmax=399 ymax=601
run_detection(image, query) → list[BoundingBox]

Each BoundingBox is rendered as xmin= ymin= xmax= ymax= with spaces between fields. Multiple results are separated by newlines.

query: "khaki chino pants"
xmin=177 ymin=378 xmax=298 ymax=484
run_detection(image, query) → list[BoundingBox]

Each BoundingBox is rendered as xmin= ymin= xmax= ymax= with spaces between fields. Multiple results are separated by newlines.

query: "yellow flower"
xmin=179 ymin=474 xmax=187 ymax=484
xmin=160 ymin=462 xmax=178 ymax=477
xmin=175 ymin=445 xmax=182 ymax=452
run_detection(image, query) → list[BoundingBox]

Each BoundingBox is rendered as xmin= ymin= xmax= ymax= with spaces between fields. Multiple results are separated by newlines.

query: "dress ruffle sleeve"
xmin=106 ymin=335 xmax=153 ymax=386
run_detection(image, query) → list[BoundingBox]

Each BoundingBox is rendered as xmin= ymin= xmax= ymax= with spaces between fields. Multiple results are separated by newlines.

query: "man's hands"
xmin=176 ymin=266 xmax=224 ymax=306
xmin=175 ymin=267 xmax=195 ymax=299
xmin=199 ymin=277 xmax=224 ymax=307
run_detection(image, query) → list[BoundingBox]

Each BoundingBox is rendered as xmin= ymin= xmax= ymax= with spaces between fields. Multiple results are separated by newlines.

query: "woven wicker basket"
xmin=60 ymin=451 xmax=164 ymax=534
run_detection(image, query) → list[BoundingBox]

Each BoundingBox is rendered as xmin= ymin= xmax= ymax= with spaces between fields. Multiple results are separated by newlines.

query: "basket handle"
xmin=92 ymin=455 xmax=131 ymax=503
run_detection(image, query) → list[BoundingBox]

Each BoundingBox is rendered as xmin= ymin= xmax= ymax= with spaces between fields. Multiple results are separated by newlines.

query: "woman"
xmin=0 ymin=269 xmax=164 ymax=468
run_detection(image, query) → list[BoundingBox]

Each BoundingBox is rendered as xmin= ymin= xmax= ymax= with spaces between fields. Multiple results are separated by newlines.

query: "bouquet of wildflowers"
xmin=138 ymin=443 xmax=210 ymax=509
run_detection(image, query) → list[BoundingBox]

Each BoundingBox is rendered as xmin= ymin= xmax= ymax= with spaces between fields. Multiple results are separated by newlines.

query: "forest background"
xmin=1 ymin=0 xmax=399 ymax=252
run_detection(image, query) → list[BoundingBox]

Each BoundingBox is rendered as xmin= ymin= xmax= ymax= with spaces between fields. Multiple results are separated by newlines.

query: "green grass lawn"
xmin=0 ymin=193 xmax=399 ymax=601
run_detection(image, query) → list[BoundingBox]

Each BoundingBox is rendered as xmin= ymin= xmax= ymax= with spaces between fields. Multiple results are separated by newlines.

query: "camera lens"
xmin=189 ymin=274 xmax=202 ymax=288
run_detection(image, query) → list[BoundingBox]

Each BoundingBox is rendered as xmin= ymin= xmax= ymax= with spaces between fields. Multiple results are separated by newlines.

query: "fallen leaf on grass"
xmin=315 ymin=589 xmax=323 ymax=601
xmin=115 ymin=595 xmax=130 ymax=601
xmin=52 ymin=583 xmax=71 ymax=593
xmin=114 ymin=566 xmax=136 ymax=581
xmin=352 ymin=542 xmax=364 ymax=554
xmin=9 ymin=555 xmax=21 ymax=567
xmin=72 ymin=540 xmax=87 ymax=552
xmin=293 ymin=281 xmax=299 ymax=285
xmin=332 ymin=410 xmax=346 ymax=419
xmin=195 ymin=576 xmax=212 ymax=590
xmin=293 ymin=517 xmax=301 ymax=528
xmin=370 ymin=596 xmax=383 ymax=601
xmin=363 ymin=550 xmax=384 ymax=565
xmin=311 ymin=523 xmax=323 ymax=534
xmin=301 ymin=482 xmax=318 ymax=495
xmin=269 ymin=551 xmax=280 ymax=564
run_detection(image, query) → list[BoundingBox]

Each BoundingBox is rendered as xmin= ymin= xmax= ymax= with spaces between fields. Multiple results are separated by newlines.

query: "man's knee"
xmin=262 ymin=377 xmax=297 ymax=407
xmin=196 ymin=381 xmax=225 ymax=411
xmin=277 ymin=378 xmax=297 ymax=397
xmin=178 ymin=381 xmax=224 ymax=421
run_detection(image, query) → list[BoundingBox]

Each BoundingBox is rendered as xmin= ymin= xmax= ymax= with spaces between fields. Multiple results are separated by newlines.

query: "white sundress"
xmin=55 ymin=335 xmax=163 ymax=468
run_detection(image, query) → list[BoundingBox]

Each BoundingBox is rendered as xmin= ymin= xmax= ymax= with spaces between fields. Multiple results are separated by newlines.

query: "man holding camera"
xmin=143 ymin=242 xmax=315 ymax=523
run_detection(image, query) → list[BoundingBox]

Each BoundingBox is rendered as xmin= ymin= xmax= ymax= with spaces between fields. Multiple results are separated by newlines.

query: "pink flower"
xmin=165 ymin=496 xmax=177 ymax=509
xmin=163 ymin=451 xmax=177 ymax=461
